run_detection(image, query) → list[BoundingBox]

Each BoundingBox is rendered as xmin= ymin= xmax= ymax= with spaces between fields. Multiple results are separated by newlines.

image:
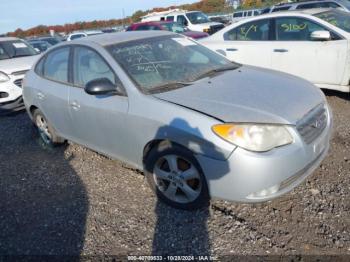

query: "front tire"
xmin=33 ymin=109 xmax=65 ymax=147
xmin=144 ymin=142 xmax=210 ymax=210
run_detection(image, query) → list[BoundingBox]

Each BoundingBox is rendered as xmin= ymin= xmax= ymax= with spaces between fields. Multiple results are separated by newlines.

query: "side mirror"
xmin=84 ymin=78 xmax=118 ymax=96
xmin=34 ymin=48 xmax=41 ymax=53
xmin=310 ymin=30 xmax=331 ymax=41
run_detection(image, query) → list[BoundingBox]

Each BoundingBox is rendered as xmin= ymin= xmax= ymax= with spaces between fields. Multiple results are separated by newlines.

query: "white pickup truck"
xmin=141 ymin=9 xmax=225 ymax=35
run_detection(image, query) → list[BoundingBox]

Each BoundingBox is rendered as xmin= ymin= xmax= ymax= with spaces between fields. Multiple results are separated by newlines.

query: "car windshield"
xmin=186 ymin=12 xmax=211 ymax=24
xmin=315 ymin=9 xmax=350 ymax=32
xmin=0 ymin=40 xmax=38 ymax=60
xmin=107 ymin=35 xmax=239 ymax=93
xmin=161 ymin=22 xmax=187 ymax=33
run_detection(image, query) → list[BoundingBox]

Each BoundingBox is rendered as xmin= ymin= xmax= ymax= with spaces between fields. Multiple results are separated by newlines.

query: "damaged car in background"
xmin=0 ymin=37 xmax=39 ymax=114
xmin=23 ymin=31 xmax=332 ymax=210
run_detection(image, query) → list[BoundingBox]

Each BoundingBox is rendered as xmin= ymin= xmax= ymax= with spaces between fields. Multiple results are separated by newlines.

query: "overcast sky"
xmin=0 ymin=0 xmax=198 ymax=34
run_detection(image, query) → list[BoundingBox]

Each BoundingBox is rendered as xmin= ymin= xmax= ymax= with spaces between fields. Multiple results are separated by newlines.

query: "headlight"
xmin=0 ymin=71 xmax=10 ymax=83
xmin=203 ymin=28 xmax=210 ymax=33
xmin=212 ymin=124 xmax=293 ymax=152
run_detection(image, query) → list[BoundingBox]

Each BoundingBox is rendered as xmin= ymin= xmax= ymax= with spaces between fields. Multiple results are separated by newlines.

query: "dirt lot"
xmin=0 ymin=90 xmax=349 ymax=257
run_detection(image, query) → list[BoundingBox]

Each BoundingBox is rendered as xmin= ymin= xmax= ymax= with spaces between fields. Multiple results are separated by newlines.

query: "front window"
xmin=276 ymin=17 xmax=328 ymax=41
xmin=315 ymin=9 xmax=350 ymax=33
xmin=107 ymin=35 xmax=237 ymax=93
xmin=186 ymin=12 xmax=210 ymax=24
xmin=73 ymin=47 xmax=116 ymax=87
xmin=0 ymin=40 xmax=38 ymax=60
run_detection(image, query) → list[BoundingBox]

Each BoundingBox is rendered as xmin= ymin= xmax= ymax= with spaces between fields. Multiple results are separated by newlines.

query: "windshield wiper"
xmin=193 ymin=64 xmax=240 ymax=81
xmin=149 ymin=81 xmax=194 ymax=94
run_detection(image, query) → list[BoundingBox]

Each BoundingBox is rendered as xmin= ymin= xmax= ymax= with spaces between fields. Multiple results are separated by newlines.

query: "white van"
xmin=141 ymin=9 xmax=224 ymax=34
xmin=232 ymin=9 xmax=261 ymax=23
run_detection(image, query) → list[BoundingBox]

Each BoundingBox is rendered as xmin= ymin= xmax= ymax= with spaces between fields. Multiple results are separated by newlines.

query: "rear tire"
xmin=33 ymin=109 xmax=65 ymax=147
xmin=144 ymin=142 xmax=210 ymax=210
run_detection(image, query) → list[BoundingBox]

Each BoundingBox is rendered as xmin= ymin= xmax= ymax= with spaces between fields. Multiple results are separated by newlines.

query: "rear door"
xmin=68 ymin=45 xmax=129 ymax=158
xmin=213 ymin=18 xmax=273 ymax=68
xmin=36 ymin=46 xmax=72 ymax=137
xmin=270 ymin=16 xmax=348 ymax=85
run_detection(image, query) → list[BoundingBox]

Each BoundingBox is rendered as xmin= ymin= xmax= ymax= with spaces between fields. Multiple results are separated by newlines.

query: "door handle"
xmin=274 ymin=49 xmax=288 ymax=53
xmin=70 ymin=101 xmax=80 ymax=110
xmin=226 ymin=48 xmax=238 ymax=52
xmin=37 ymin=92 xmax=45 ymax=100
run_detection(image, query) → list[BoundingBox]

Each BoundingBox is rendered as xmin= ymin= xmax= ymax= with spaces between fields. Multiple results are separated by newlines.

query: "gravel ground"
xmin=0 ymin=91 xmax=349 ymax=257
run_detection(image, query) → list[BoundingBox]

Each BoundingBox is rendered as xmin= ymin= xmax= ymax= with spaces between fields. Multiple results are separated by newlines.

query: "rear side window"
xmin=73 ymin=47 xmax=116 ymax=88
xmin=224 ymin=19 xmax=271 ymax=41
xmin=43 ymin=47 xmax=70 ymax=83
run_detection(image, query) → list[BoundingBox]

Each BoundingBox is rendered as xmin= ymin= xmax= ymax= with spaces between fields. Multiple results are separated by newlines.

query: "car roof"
xmin=71 ymin=31 xmax=174 ymax=46
xmin=0 ymin=37 xmax=20 ymax=42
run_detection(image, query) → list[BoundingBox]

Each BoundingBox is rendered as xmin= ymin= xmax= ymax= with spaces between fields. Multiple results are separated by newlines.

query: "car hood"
xmin=0 ymin=55 xmax=39 ymax=75
xmin=153 ymin=66 xmax=326 ymax=125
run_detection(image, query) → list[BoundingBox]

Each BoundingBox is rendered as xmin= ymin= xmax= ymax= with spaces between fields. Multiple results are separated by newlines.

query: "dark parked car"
xmin=28 ymin=40 xmax=52 ymax=52
xmin=37 ymin=36 xmax=62 ymax=46
xmin=127 ymin=21 xmax=209 ymax=39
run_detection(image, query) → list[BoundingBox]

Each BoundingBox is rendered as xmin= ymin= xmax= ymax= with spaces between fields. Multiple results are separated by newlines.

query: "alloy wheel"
xmin=153 ymin=154 xmax=202 ymax=204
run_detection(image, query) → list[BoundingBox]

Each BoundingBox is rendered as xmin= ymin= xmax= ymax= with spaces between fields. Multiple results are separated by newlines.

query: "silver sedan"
xmin=23 ymin=31 xmax=332 ymax=210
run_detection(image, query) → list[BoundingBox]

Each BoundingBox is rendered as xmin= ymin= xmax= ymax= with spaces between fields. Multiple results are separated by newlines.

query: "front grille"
xmin=297 ymin=104 xmax=327 ymax=144
xmin=14 ymin=79 xmax=23 ymax=88
xmin=210 ymin=24 xmax=224 ymax=34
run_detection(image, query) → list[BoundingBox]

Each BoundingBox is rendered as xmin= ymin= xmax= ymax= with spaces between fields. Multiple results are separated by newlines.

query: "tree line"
xmin=8 ymin=0 xmax=273 ymax=38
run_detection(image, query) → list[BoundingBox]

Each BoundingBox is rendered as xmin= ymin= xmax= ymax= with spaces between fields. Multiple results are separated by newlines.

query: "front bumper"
xmin=0 ymin=96 xmax=25 ymax=114
xmin=0 ymin=75 xmax=25 ymax=114
xmin=196 ymin=107 xmax=332 ymax=203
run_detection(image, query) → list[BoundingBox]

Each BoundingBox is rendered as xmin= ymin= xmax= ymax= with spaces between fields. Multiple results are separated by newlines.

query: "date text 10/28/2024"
xmin=127 ymin=255 xmax=218 ymax=261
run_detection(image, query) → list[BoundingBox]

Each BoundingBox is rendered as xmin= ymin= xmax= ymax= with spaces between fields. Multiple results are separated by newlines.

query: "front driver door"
xmin=270 ymin=16 xmax=348 ymax=85
xmin=68 ymin=46 xmax=129 ymax=160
